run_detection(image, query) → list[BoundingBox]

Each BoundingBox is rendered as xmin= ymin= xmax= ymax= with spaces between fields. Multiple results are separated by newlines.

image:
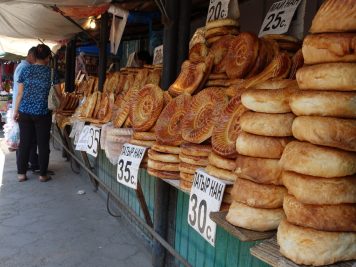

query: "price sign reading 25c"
xmin=188 ymin=169 xmax=226 ymax=246
xmin=86 ymin=126 xmax=101 ymax=157
xmin=116 ymin=143 xmax=147 ymax=190
xmin=206 ymin=0 xmax=229 ymax=23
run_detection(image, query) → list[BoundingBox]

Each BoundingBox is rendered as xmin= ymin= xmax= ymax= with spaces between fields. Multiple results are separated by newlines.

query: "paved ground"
xmin=0 ymin=140 xmax=152 ymax=267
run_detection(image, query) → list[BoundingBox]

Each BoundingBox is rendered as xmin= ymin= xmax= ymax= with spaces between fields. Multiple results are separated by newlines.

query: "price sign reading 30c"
xmin=188 ymin=169 xmax=226 ymax=246
xmin=206 ymin=0 xmax=229 ymax=23
xmin=116 ymin=143 xmax=147 ymax=190
xmin=259 ymin=0 xmax=302 ymax=36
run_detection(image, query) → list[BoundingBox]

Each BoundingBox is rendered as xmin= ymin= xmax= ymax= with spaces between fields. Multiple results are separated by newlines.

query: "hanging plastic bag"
xmin=5 ymin=120 xmax=20 ymax=151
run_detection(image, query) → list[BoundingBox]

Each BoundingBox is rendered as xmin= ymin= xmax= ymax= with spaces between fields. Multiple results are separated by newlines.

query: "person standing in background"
xmin=13 ymin=44 xmax=61 ymax=182
xmin=12 ymin=47 xmax=39 ymax=174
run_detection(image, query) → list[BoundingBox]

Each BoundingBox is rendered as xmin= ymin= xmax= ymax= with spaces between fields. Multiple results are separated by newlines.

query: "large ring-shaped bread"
xmin=277 ymin=220 xmax=356 ymax=266
xmin=241 ymin=88 xmax=295 ymax=113
xmin=148 ymin=149 xmax=180 ymax=163
xmin=231 ymin=178 xmax=286 ymax=209
xmin=282 ymin=171 xmax=356 ymax=205
xmin=155 ymin=94 xmax=192 ymax=146
xmin=240 ymin=111 xmax=295 ymax=137
xmin=292 ymin=116 xmax=356 ymax=152
xmin=147 ymin=159 xmax=179 ymax=172
xmin=205 ymin=164 xmax=237 ymax=182
xmin=236 ymin=132 xmax=292 ymax=159
xmin=283 ymin=194 xmax=356 ymax=232
xmin=302 ymin=33 xmax=356 ymax=64
xmin=212 ymin=93 xmax=247 ymax=158
xmin=280 ymin=141 xmax=356 ymax=178
xmin=208 ymin=152 xmax=236 ymax=171
xmin=179 ymin=153 xmax=209 ymax=166
xmin=224 ymin=32 xmax=259 ymax=79
xmin=235 ymin=155 xmax=282 ymax=185
xmin=182 ymin=88 xmax=228 ymax=143
xmin=189 ymin=43 xmax=209 ymax=63
xmin=226 ymin=201 xmax=285 ymax=232
xmin=210 ymin=35 xmax=236 ymax=73
xmin=151 ymin=143 xmax=181 ymax=155
xmin=180 ymin=143 xmax=211 ymax=157
xmin=147 ymin=168 xmax=179 ymax=180
xmin=246 ymin=38 xmax=269 ymax=78
xmin=290 ymin=91 xmax=356 ymax=118
xmin=130 ymin=84 xmax=164 ymax=131
xmin=309 ymin=0 xmax=356 ymax=33
xmin=296 ymin=63 xmax=356 ymax=91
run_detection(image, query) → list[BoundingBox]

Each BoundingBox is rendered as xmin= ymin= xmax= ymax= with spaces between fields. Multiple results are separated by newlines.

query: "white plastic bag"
xmin=4 ymin=119 xmax=20 ymax=150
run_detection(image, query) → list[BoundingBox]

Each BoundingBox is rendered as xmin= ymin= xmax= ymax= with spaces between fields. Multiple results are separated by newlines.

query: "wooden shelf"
xmin=250 ymin=236 xmax=356 ymax=267
xmin=210 ymin=211 xmax=275 ymax=242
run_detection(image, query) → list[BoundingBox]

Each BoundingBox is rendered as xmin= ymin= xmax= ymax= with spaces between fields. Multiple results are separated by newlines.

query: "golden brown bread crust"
xmin=241 ymin=88 xmax=295 ymax=113
xmin=283 ymin=194 xmax=356 ymax=232
xmin=189 ymin=43 xmax=209 ymax=62
xmin=205 ymin=26 xmax=239 ymax=39
xmin=303 ymin=33 xmax=356 ymax=64
xmin=296 ymin=63 xmax=356 ymax=91
xmin=288 ymin=49 xmax=304 ymax=79
xmin=236 ymin=132 xmax=293 ymax=159
xmin=282 ymin=171 xmax=356 ymax=205
xmin=205 ymin=164 xmax=237 ymax=182
xmin=179 ymin=153 xmax=209 ymax=166
xmin=231 ymin=178 xmax=287 ymax=209
xmin=253 ymin=79 xmax=298 ymax=90
xmin=129 ymin=138 xmax=155 ymax=148
xmin=235 ymin=155 xmax=283 ymax=185
xmin=147 ymin=159 xmax=179 ymax=172
xmin=148 ymin=149 xmax=180 ymax=163
xmin=289 ymin=90 xmax=356 ymax=118
xmin=210 ymin=35 xmax=236 ymax=73
xmin=180 ymin=143 xmax=211 ymax=157
xmin=277 ymin=220 xmax=356 ymax=266
xmin=292 ymin=116 xmax=356 ymax=152
xmin=240 ymin=111 xmax=295 ymax=137
xmin=310 ymin=0 xmax=356 ymax=33
xmin=179 ymin=171 xmax=195 ymax=182
xmin=280 ymin=141 xmax=356 ymax=178
xmin=179 ymin=162 xmax=203 ymax=174
xmin=205 ymin=19 xmax=240 ymax=31
xmin=208 ymin=152 xmax=236 ymax=171
xmin=147 ymin=168 xmax=179 ymax=179
xmin=180 ymin=179 xmax=193 ymax=191
xmin=132 ymin=132 xmax=156 ymax=141
xmin=226 ymin=201 xmax=285 ymax=231
xmin=151 ymin=143 xmax=181 ymax=155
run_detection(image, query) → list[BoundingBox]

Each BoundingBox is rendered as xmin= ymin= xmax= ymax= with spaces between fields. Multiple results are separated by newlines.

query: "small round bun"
xmin=226 ymin=201 xmax=285 ymax=232
xmin=289 ymin=90 xmax=356 ymax=118
xmin=280 ymin=141 xmax=356 ymax=178
xmin=292 ymin=116 xmax=356 ymax=152
xmin=296 ymin=63 xmax=356 ymax=91
xmin=240 ymin=111 xmax=295 ymax=137
xmin=235 ymin=155 xmax=282 ymax=185
xmin=283 ymin=194 xmax=356 ymax=232
xmin=277 ymin=220 xmax=356 ymax=266
xmin=231 ymin=178 xmax=286 ymax=209
xmin=236 ymin=132 xmax=292 ymax=158
xmin=282 ymin=171 xmax=356 ymax=205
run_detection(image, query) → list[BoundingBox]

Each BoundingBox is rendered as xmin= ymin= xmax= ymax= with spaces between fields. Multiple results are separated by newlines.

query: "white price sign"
xmin=188 ymin=169 xmax=226 ymax=246
xmin=206 ymin=0 xmax=229 ymax=23
xmin=259 ymin=0 xmax=302 ymax=37
xmin=75 ymin=125 xmax=90 ymax=151
xmin=86 ymin=126 xmax=101 ymax=157
xmin=117 ymin=143 xmax=147 ymax=190
xmin=70 ymin=120 xmax=85 ymax=138
xmin=153 ymin=45 xmax=163 ymax=65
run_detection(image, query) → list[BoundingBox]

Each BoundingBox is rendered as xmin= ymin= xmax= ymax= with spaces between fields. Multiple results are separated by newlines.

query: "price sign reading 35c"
xmin=86 ymin=126 xmax=101 ymax=157
xmin=116 ymin=143 xmax=147 ymax=190
xmin=259 ymin=0 xmax=302 ymax=36
xmin=188 ymin=169 xmax=226 ymax=246
xmin=206 ymin=0 xmax=229 ymax=23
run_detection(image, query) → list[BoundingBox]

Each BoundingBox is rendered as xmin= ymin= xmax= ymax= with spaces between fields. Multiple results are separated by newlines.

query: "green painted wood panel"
xmin=175 ymin=191 xmax=270 ymax=267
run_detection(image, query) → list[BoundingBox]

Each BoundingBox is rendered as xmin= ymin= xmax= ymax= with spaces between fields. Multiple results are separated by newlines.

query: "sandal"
xmin=39 ymin=176 xmax=52 ymax=182
xmin=18 ymin=175 xmax=28 ymax=182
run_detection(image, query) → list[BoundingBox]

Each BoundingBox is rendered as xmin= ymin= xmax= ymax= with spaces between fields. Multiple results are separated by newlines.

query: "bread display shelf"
xmin=160 ymin=179 xmax=191 ymax=195
xmin=210 ymin=211 xmax=275 ymax=241
xmin=250 ymin=236 xmax=356 ymax=267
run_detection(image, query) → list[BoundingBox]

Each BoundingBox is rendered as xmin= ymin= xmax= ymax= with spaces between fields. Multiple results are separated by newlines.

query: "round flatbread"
xmin=148 ymin=149 xmax=180 ymax=163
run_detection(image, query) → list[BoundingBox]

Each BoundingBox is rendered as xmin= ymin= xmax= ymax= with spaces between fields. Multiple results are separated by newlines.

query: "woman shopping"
xmin=13 ymin=44 xmax=61 ymax=182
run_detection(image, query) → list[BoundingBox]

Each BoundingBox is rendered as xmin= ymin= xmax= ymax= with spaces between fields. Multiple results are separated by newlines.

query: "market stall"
xmin=1 ymin=0 xmax=355 ymax=266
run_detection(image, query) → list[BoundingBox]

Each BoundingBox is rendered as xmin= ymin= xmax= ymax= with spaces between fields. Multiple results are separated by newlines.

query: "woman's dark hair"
xmin=34 ymin=44 xmax=52 ymax=60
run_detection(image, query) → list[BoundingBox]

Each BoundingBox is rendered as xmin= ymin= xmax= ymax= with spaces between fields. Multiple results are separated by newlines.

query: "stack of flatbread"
xmin=277 ymin=1 xmax=356 ymax=265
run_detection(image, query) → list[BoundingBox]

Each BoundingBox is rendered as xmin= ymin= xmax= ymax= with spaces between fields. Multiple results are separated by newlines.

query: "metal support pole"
xmin=98 ymin=12 xmax=109 ymax=92
xmin=136 ymin=181 xmax=153 ymax=227
xmin=64 ymin=39 xmax=76 ymax=93
xmin=153 ymin=1 xmax=180 ymax=267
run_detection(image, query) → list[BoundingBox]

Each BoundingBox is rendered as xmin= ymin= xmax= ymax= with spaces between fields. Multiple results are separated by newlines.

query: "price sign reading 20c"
xmin=116 ymin=143 xmax=147 ymax=190
xmin=188 ymin=169 xmax=226 ymax=246
xmin=206 ymin=0 xmax=229 ymax=23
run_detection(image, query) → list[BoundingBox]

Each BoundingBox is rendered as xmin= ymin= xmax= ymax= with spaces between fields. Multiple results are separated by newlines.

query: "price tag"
xmin=70 ymin=120 xmax=85 ymax=139
xmin=75 ymin=125 xmax=90 ymax=151
xmin=86 ymin=126 xmax=101 ymax=157
xmin=259 ymin=0 xmax=302 ymax=37
xmin=188 ymin=169 xmax=226 ymax=246
xmin=153 ymin=45 xmax=163 ymax=65
xmin=206 ymin=0 xmax=229 ymax=23
xmin=116 ymin=143 xmax=147 ymax=190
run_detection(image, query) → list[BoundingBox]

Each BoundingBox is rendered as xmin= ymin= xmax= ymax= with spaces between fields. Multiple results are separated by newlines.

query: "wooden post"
xmin=98 ymin=12 xmax=109 ymax=92
xmin=64 ymin=39 xmax=76 ymax=92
